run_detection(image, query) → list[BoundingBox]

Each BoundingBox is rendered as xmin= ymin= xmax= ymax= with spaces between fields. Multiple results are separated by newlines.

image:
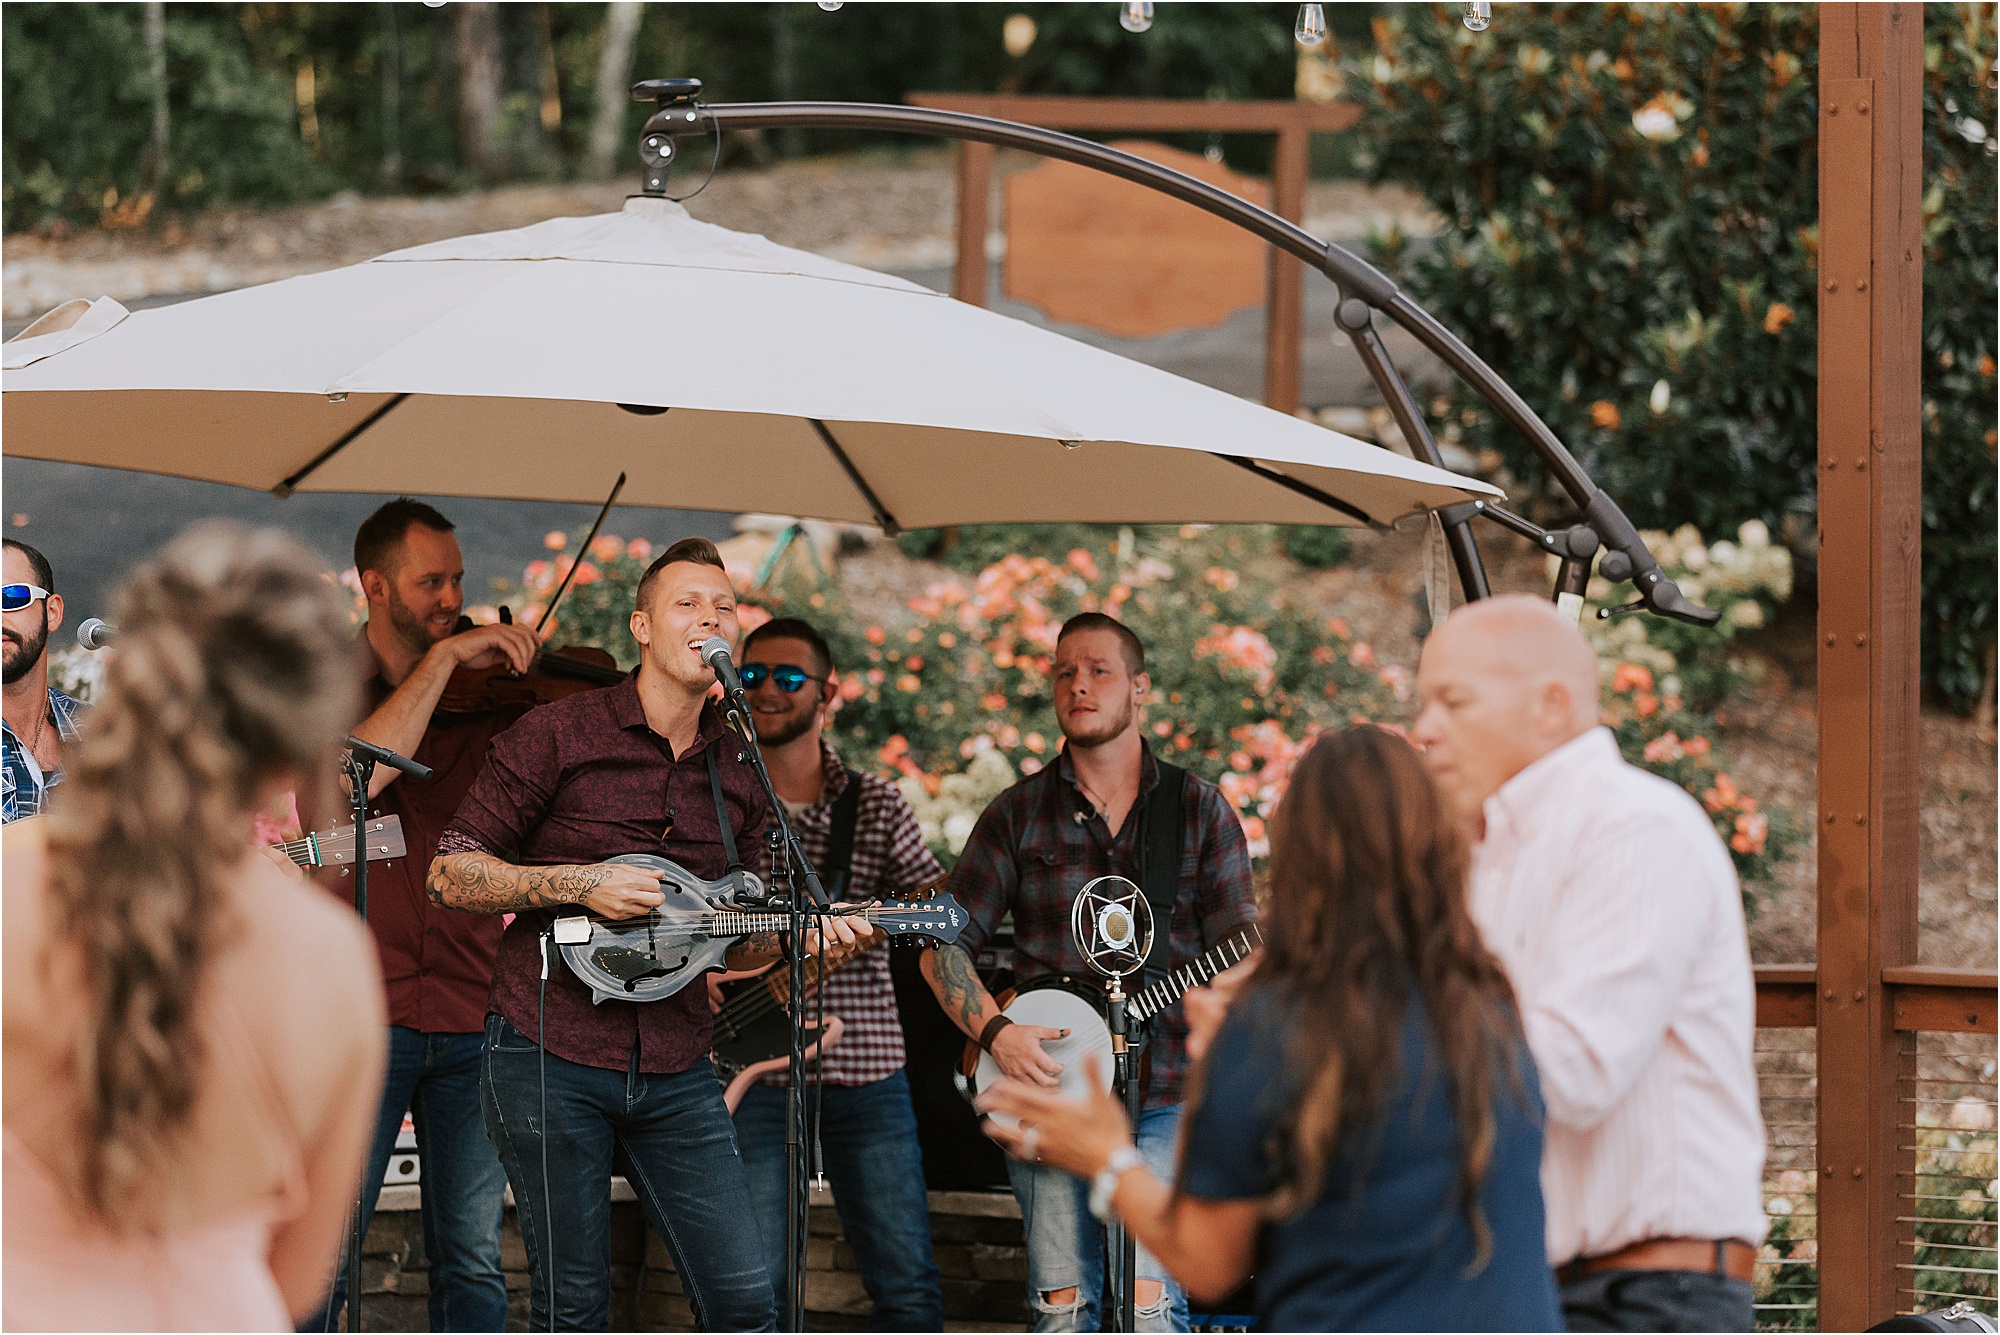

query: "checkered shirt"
xmin=949 ymin=746 xmax=1258 ymax=1108
xmin=755 ymin=740 xmax=944 ymax=1087
xmin=2 ymin=686 xmax=84 ymax=824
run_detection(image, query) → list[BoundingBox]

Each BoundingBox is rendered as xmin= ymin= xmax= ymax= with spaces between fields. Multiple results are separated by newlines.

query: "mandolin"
xmin=555 ymin=854 xmax=967 ymax=1006
xmin=268 ymin=815 xmax=407 ymax=869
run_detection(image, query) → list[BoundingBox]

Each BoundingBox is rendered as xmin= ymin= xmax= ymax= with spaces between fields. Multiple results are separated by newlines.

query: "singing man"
xmin=923 ymin=613 xmax=1257 ymax=1332
xmin=427 ymin=537 xmax=869 ymax=1330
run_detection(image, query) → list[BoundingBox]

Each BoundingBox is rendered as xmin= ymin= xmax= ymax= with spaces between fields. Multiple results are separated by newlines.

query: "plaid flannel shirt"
xmin=756 ymin=740 xmax=944 ymax=1087
xmin=950 ymin=746 xmax=1257 ymax=1108
xmin=2 ymin=686 xmax=84 ymax=824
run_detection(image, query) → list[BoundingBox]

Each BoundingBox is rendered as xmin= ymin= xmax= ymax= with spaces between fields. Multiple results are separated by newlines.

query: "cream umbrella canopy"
xmin=1 ymin=196 xmax=1498 ymax=528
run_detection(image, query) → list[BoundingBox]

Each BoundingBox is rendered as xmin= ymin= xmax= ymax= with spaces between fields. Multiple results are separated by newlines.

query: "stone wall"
xmin=355 ymin=1181 xmax=1029 ymax=1332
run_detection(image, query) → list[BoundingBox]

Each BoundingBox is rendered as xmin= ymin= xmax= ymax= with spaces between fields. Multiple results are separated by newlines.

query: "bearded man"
xmin=923 ymin=613 xmax=1257 ymax=1332
xmin=2 ymin=539 xmax=81 ymax=824
xmin=301 ymin=498 xmax=541 ymax=1332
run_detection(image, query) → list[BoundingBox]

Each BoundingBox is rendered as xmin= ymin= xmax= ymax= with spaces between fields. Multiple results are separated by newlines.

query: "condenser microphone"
xmin=76 ymin=618 xmax=116 ymax=650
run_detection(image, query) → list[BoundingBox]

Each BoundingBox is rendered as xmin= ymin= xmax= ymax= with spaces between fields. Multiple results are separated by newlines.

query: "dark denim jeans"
xmin=1560 ymin=1270 xmax=1755 ymax=1332
xmin=733 ymin=1070 xmax=943 ymax=1331
xmin=301 ymin=1027 xmax=508 ymax=1333
xmin=480 ymin=1015 xmax=776 ymax=1332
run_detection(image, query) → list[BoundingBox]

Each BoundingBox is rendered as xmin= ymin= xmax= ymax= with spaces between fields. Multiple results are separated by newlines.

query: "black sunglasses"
xmin=1 ymin=584 xmax=51 ymax=613
xmin=740 ymin=663 xmax=827 ymax=693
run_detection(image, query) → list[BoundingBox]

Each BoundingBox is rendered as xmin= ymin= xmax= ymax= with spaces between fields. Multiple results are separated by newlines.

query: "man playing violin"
xmin=302 ymin=498 xmax=541 ymax=1334
xmin=923 ymin=613 xmax=1256 ymax=1332
xmin=428 ymin=537 xmax=871 ymax=1332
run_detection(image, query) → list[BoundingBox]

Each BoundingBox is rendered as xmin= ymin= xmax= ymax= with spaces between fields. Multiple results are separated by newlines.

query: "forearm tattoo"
xmin=933 ymin=943 xmax=996 ymax=1039
xmin=727 ymin=932 xmax=783 ymax=966
xmin=426 ymin=852 xmax=611 ymax=914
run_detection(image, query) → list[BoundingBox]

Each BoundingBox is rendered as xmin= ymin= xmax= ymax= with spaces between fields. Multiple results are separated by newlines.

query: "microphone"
xmin=77 ymin=618 xmax=116 ymax=650
xmin=343 ymin=735 xmax=434 ymax=782
xmin=701 ymin=637 xmax=752 ymax=730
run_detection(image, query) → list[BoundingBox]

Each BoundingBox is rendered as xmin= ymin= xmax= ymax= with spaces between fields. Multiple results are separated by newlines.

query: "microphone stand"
xmin=335 ymin=737 xmax=432 ymax=1333
xmin=1105 ymin=977 xmax=1138 ymax=1334
xmin=712 ymin=684 xmax=826 ymax=1335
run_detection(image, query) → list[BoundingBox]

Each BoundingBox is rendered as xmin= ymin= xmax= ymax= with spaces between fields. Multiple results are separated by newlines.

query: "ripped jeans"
xmin=1005 ymin=1102 xmax=1190 ymax=1332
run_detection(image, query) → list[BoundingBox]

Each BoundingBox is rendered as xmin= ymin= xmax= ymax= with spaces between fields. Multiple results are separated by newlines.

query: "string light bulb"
xmin=1463 ymin=0 xmax=1493 ymax=32
xmin=1118 ymin=1 xmax=1153 ymax=34
xmin=1295 ymin=4 xmax=1327 ymax=47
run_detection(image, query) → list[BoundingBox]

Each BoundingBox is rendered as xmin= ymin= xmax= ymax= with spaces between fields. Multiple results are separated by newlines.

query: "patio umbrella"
xmin=1 ymin=196 xmax=1497 ymax=530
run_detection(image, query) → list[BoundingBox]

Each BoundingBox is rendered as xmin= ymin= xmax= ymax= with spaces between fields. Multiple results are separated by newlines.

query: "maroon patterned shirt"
xmin=436 ymin=675 xmax=769 ymax=1074
xmin=754 ymin=740 xmax=944 ymax=1088
xmin=950 ymin=746 xmax=1257 ymax=1108
xmin=346 ymin=649 xmax=529 ymax=1034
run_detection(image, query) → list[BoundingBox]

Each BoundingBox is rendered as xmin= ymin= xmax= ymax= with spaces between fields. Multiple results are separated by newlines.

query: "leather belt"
xmin=1555 ymin=1237 xmax=1757 ymax=1286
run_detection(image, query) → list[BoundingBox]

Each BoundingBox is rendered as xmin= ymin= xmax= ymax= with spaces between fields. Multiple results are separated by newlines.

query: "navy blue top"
xmin=1179 ymin=989 xmax=1562 ymax=1332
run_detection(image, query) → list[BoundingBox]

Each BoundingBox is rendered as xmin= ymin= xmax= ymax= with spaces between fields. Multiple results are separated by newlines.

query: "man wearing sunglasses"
xmin=3 ymin=540 xmax=82 ymax=825
xmin=727 ymin=617 xmax=945 ymax=1330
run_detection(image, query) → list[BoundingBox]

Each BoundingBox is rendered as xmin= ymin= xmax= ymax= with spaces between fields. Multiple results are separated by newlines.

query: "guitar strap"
xmin=821 ymin=766 xmax=865 ymax=901
xmin=705 ymin=746 xmax=751 ymax=900
xmin=1136 ymin=757 xmax=1186 ymax=990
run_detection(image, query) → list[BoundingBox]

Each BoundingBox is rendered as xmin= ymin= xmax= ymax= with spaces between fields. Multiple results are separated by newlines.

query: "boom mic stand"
xmin=1072 ymin=877 xmax=1155 ymax=1335
xmin=704 ymin=647 xmax=828 ymax=1334
xmin=333 ymin=736 xmax=432 ymax=1333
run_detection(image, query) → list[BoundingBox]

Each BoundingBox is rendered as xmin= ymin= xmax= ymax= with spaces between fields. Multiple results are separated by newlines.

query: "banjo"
xmin=964 ymin=876 xmax=1262 ymax=1108
xmin=554 ymin=853 xmax=967 ymax=1005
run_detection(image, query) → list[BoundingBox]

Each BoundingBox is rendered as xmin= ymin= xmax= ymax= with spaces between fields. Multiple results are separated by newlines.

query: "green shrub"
xmin=1279 ymin=523 xmax=1350 ymax=569
xmin=1345 ymin=3 xmax=1997 ymax=711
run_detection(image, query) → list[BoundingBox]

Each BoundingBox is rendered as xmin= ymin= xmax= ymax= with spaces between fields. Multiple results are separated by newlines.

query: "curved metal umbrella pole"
xmin=636 ymin=89 xmax=1717 ymax=628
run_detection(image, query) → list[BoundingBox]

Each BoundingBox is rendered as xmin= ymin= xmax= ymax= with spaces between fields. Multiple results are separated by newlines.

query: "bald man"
xmin=1414 ymin=597 xmax=1766 ymax=1333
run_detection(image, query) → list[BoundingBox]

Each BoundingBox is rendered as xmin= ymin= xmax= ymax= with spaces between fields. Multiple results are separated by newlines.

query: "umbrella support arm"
xmin=809 ymin=419 xmax=900 ymax=536
xmin=272 ymin=392 xmax=409 ymax=498
xmin=637 ymin=94 xmax=1717 ymax=628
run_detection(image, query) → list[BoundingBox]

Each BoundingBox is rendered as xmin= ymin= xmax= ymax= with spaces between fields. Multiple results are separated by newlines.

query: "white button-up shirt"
xmin=1472 ymin=727 xmax=1767 ymax=1264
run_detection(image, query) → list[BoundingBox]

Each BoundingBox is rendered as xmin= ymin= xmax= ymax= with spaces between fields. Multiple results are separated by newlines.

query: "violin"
xmin=436 ymin=609 xmax=626 ymax=716
xmin=436 ymin=471 xmax=635 ymax=716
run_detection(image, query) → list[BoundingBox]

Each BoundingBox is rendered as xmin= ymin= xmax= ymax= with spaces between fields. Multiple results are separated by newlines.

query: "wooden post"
xmin=954 ymin=140 xmax=993 ymax=307
xmin=1815 ymin=5 xmax=1924 ymax=1327
xmin=1264 ymin=116 xmax=1309 ymax=415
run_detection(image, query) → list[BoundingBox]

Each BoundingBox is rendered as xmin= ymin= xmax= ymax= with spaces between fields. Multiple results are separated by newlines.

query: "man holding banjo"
xmin=921 ymin=612 xmax=1257 ymax=1332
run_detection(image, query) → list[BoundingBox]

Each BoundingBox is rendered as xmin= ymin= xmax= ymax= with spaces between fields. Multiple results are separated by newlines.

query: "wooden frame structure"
xmin=907 ymin=94 xmax=1360 ymax=415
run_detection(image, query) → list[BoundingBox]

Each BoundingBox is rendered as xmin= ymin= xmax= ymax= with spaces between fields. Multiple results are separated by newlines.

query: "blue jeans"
xmin=480 ymin=1016 xmax=776 ymax=1331
xmin=1006 ymin=1102 xmax=1190 ymax=1333
xmin=301 ymin=1027 xmax=508 ymax=1333
xmin=733 ymin=1071 xmax=943 ymax=1330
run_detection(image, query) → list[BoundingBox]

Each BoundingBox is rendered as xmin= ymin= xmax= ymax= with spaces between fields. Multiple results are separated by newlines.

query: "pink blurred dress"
xmin=3 ymin=999 xmax=307 ymax=1332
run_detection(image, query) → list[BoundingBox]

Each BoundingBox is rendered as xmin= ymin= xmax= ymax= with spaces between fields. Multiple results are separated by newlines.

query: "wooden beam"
xmin=954 ymin=139 xmax=993 ymax=307
xmin=1884 ymin=966 xmax=1999 ymax=1034
xmin=1265 ymin=124 xmax=1309 ymax=414
xmin=1756 ymin=964 xmax=1820 ymax=1028
xmin=1815 ymin=6 xmax=1925 ymax=1328
xmin=909 ymin=93 xmax=1360 ymax=135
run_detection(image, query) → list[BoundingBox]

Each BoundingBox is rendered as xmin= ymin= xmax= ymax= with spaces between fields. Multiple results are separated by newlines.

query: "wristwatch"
xmin=1088 ymin=1145 xmax=1145 ymax=1222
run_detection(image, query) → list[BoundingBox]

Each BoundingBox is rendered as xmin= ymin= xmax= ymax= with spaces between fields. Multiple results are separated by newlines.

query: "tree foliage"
xmin=1345 ymin=3 xmax=1996 ymax=709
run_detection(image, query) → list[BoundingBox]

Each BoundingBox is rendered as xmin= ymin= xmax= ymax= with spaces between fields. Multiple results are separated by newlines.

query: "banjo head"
xmin=974 ymin=988 xmax=1113 ymax=1129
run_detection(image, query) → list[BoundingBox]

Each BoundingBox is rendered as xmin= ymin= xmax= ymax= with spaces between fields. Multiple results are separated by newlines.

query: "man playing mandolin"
xmin=428 ymin=537 xmax=871 ymax=1331
xmin=721 ymin=617 xmax=944 ymax=1330
xmin=303 ymin=498 xmax=543 ymax=1333
xmin=923 ymin=613 xmax=1257 ymax=1332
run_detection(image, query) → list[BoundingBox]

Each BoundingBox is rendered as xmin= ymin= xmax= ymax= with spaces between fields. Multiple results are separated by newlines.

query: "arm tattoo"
xmin=726 ymin=932 xmax=784 ymax=968
xmin=932 ymin=943 xmax=996 ymax=1039
xmin=426 ymin=852 xmax=610 ymax=914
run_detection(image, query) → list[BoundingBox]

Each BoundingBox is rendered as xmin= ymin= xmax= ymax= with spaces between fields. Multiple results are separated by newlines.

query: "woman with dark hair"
xmin=3 ymin=522 xmax=387 ymax=1330
xmin=979 ymin=726 xmax=1561 ymax=1331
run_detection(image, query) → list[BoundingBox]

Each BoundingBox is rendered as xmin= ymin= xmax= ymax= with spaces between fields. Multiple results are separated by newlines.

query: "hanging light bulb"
xmin=1463 ymin=0 xmax=1493 ymax=32
xmin=1295 ymin=3 xmax=1327 ymax=47
xmin=1118 ymin=1 xmax=1153 ymax=34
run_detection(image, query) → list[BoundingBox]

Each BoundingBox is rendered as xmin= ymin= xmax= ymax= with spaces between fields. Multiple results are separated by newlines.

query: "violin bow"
xmin=533 ymin=472 xmax=628 ymax=637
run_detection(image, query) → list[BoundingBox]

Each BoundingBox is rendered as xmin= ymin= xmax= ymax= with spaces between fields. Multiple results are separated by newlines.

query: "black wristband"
xmin=979 ymin=1014 xmax=1015 ymax=1052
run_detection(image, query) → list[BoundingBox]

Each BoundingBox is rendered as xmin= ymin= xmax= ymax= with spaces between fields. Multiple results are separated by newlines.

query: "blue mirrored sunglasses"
xmin=1 ymin=584 xmax=51 ymax=613
xmin=740 ymin=663 xmax=826 ymax=693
